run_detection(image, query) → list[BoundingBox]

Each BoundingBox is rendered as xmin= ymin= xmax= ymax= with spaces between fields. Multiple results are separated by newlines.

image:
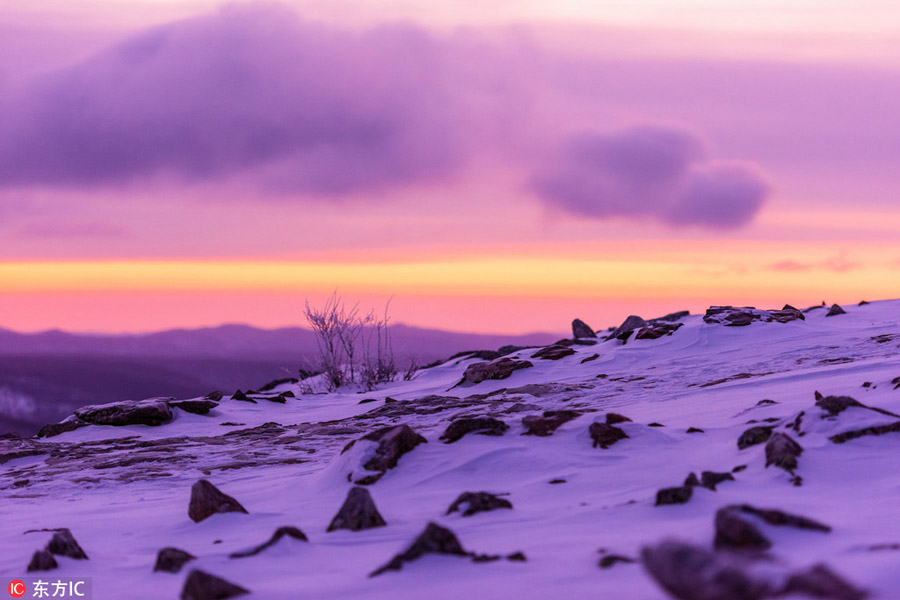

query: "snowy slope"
xmin=2 ymin=300 xmax=900 ymax=599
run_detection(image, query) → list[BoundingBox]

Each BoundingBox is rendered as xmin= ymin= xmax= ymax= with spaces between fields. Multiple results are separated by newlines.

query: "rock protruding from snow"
xmin=440 ymin=417 xmax=509 ymax=443
xmin=47 ymin=529 xmax=88 ymax=560
xmin=37 ymin=418 xmax=87 ymax=438
xmin=605 ymin=413 xmax=632 ymax=425
xmin=229 ymin=526 xmax=308 ymax=558
xmin=641 ymin=540 xmax=771 ymax=600
xmin=830 ymin=421 xmax=900 ymax=444
xmin=462 ymin=357 xmax=533 ymax=384
xmin=815 ymin=394 xmax=900 ymax=419
xmin=699 ymin=471 xmax=735 ymax=490
xmin=188 ymin=479 xmax=248 ymax=523
xmin=765 ymin=433 xmax=803 ymax=472
xmin=655 ymin=486 xmax=693 ymax=506
xmin=168 ymin=399 xmax=219 ymax=415
xmin=738 ymin=425 xmax=773 ymax=449
xmin=230 ymin=390 xmax=256 ymax=403
xmin=826 ymin=304 xmax=847 ymax=317
xmin=327 ymin=487 xmax=387 ymax=532
xmin=703 ymin=305 xmax=804 ymax=326
xmin=589 ymin=422 xmax=628 ymax=449
xmin=344 ymin=424 xmax=427 ymax=485
xmin=370 ymin=522 xmax=469 ymax=576
xmin=781 ymin=564 xmax=867 ymax=600
xmin=714 ymin=508 xmax=772 ymax=551
xmin=74 ymin=398 xmax=173 ymax=427
xmin=446 ymin=492 xmax=513 ymax=517
xmin=728 ymin=504 xmax=831 ymax=532
xmin=522 ymin=410 xmax=582 ymax=436
xmin=572 ymin=318 xmax=597 ymax=339
xmin=635 ymin=322 xmax=684 ymax=340
xmin=531 ymin=345 xmax=576 ymax=360
xmin=608 ymin=315 xmax=648 ymax=341
xmin=154 ymin=548 xmax=196 ymax=573
xmin=181 ymin=570 xmax=249 ymax=600
xmin=27 ymin=549 xmax=58 ymax=572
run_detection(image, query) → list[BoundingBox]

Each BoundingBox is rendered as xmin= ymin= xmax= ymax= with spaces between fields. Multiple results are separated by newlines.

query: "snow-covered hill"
xmin=2 ymin=300 xmax=899 ymax=599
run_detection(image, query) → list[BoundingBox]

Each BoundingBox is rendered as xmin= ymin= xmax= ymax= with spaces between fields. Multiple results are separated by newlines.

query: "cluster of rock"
xmin=25 ymin=528 xmax=88 ymax=573
xmin=703 ymin=305 xmax=806 ymax=326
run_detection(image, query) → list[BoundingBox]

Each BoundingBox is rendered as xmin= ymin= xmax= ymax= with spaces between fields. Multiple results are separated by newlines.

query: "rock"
xmin=47 ymin=529 xmax=88 ymax=559
xmin=765 ymin=433 xmax=802 ymax=471
xmin=816 ymin=394 xmax=900 ymax=419
xmin=599 ymin=554 xmax=636 ymax=568
xmin=169 ymin=399 xmax=219 ymax=415
xmin=725 ymin=312 xmax=755 ymax=326
xmin=522 ymin=410 xmax=582 ymax=436
xmin=729 ymin=504 xmax=831 ymax=532
xmin=826 ymin=304 xmax=847 ymax=317
xmin=635 ymin=322 xmax=684 ymax=340
xmin=229 ymin=526 xmax=308 ymax=558
xmin=531 ymin=345 xmax=576 ymax=360
xmin=462 ymin=357 xmax=533 ymax=384
xmin=257 ymin=377 xmax=299 ymax=392
xmin=605 ymin=413 xmax=632 ymax=425
xmin=180 ymin=570 xmax=249 ymax=600
xmin=327 ymin=487 xmax=387 ymax=531
xmin=654 ymin=310 xmax=690 ymax=322
xmin=154 ymin=547 xmax=196 ymax=573
xmin=230 ymin=390 xmax=256 ymax=403
xmin=370 ymin=522 xmax=469 ymax=576
xmin=549 ymin=479 xmax=567 ymax=484
xmin=446 ymin=491 xmax=513 ymax=517
xmin=188 ymin=479 xmax=249 ymax=523
xmin=74 ymin=398 xmax=172 ymax=427
xmin=655 ymin=486 xmax=693 ymax=506
xmin=738 ymin=426 xmax=773 ymax=449
xmin=581 ymin=353 xmax=600 ymax=363
xmin=27 ymin=549 xmax=58 ymax=572
xmin=37 ymin=418 xmax=87 ymax=438
xmin=830 ymin=421 xmax=900 ymax=444
xmin=687 ymin=427 xmax=705 ymax=433
xmin=440 ymin=417 xmax=508 ymax=443
xmin=589 ymin=422 xmax=629 ymax=449
xmin=572 ymin=318 xmax=597 ymax=338
xmin=641 ymin=540 xmax=771 ymax=600
xmin=609 ymin=315 xmax=648 ymax=340
xmin=781 ymin=564 xmax=867 ymax=600
xmin=507 ymin=551 xmax=527 ymax=562
xmin=714 ymin=508 xmax=772 ymax=551
xmin=204 ymin=390 xmax=224 ymax=401
xmin=684 ymin=472 xmax=701 ymax=487
xmin=700 ymin=471 xmax=735 ymax=490
xmin=346 ymin=424 xmax=427 ymax=485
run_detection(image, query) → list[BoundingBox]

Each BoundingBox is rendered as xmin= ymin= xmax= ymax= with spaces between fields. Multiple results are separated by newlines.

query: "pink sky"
xmin=0 ymin=0 xmax=898 ymax=334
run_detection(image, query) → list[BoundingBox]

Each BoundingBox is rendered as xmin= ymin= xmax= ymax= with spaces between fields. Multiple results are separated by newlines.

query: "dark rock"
xmin=263 ymin=394 xmax=287 ymax=404
xmin=700 ymin=471 xmax=735 ymax=490
xmin=370 ymin=522 xmax=469 ymax=576
xmin=229 ymin=526 xmax=308 ymax=558
xmin=781 ymin=564 xmax=867 ymax=600
xmin=352 ymin=425 xmax=427 ymax=484
xmin=257 ymin=377 xmax=299 ymax=392
xmin=446 ymin=491 xmax=513 ymax=517
xmin=581 ymin=353 xmax=600 ymax=363
xmin=635 ymin=322 xmax=684 ymax=340
xmin=549 ymin=479 xmax=567 ymax=484
xmin=328 ymin=487 xmax=387 ymax=531
xmin=230 ymin=390 xmax=256 ymax=403
xmin=826 ymin=304 xmax=847 ymax=317
xmin=522 ymin=410 xmax=582 ymax=436
xmin=180 ymin=570 xmax=249 ymax=600
xmin=188 ymin=479 xmax=248 ymax=523
xmin=656 ymin=486 xmax=693 ymax=506
xmin=204 ymin=391 xmax=224 ymax=401
xmin=169 ymin=399 xmax=219 ymax=415
xmin=730 ymin=504 xmax=831 ymax=532
xmin=733 ymin=465 xmax=747 ymax=473
xmin=75 ymin=398 xmax=173 ymax=427
xmin=605 ymin=413 xmax=632 ymax=425
xmin=154 ymin=547 xmax=196 ymax=573
xmin=714 ymin=508 xmax=772 ymax=551
xmin=37 ymin=419 xmax=87 ymax=438
xmin=440 ymin=417 xmax=508 ymax=443
xmin=589 ymin=422 xmax=629 ymax=449
xmin=830 ymin=421 xmax=900 ymax=444
xmin=462 ymin=357 xmax=533 ymax=384
xmin=609 ymin=315 xmax=648 ymax=340
xmin=27 ymin=549 xmax=58 ymax=572
xmin=47 ymin=529 xmax=88 ymax=559
xmin=738 ymin=426 xmax=773 ymax=449
xmin=654 ymin=310 xmax=690 ymax=322
xmin=684 ymin=472 xmax=700 ymax=487
xmin=765 ymin=433 xmax=802 ymax=471
xmin=507 ymin=551 xmax=527 ymax=562
xmin=358 ymin=398 xmax=377 ymax=404
xmin=531 ymin=345 xmax=576 ymax=360
xmin=816 ymin=395 xmax=900 ymax=419
xmin=725 ymin=312 xmax=755 ymax=326
xmin=648 ymin=422 xmax=665 ymax=427
xmin=599 ymin=554 xmax=636 ymax=568
xmin=572 ymin=318 xmax=597 ymax=338
xmin=641 ymin=540 xmax=771 ymax=600
xmin=687 ymin=427 xmax=705 ymax=434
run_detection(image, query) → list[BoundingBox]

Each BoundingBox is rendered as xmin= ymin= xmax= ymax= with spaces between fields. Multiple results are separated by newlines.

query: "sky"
xmin=0 ymin=0 xmax=898 ymax=334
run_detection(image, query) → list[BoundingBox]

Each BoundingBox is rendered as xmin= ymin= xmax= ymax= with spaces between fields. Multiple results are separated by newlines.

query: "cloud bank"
xmin=531 ymin=126 xmax=769 ymax=229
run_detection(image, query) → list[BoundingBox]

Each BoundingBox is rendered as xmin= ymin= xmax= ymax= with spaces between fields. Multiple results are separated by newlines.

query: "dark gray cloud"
xmin=531 ymin=126 xmax=769 ymax=229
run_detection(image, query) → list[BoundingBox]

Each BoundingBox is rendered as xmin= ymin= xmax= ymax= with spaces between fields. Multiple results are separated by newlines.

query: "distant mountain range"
xmin=0 ymin=324 xmax=561 ymax=436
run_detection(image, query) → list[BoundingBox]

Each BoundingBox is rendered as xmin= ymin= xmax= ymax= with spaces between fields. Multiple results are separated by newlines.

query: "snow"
xmin=3 ymin=300 xmax=900 ymax=598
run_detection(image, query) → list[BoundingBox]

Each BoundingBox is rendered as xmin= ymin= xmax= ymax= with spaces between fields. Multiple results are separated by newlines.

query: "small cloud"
xmin=530 ymin=125 xmax=769 ymax=230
